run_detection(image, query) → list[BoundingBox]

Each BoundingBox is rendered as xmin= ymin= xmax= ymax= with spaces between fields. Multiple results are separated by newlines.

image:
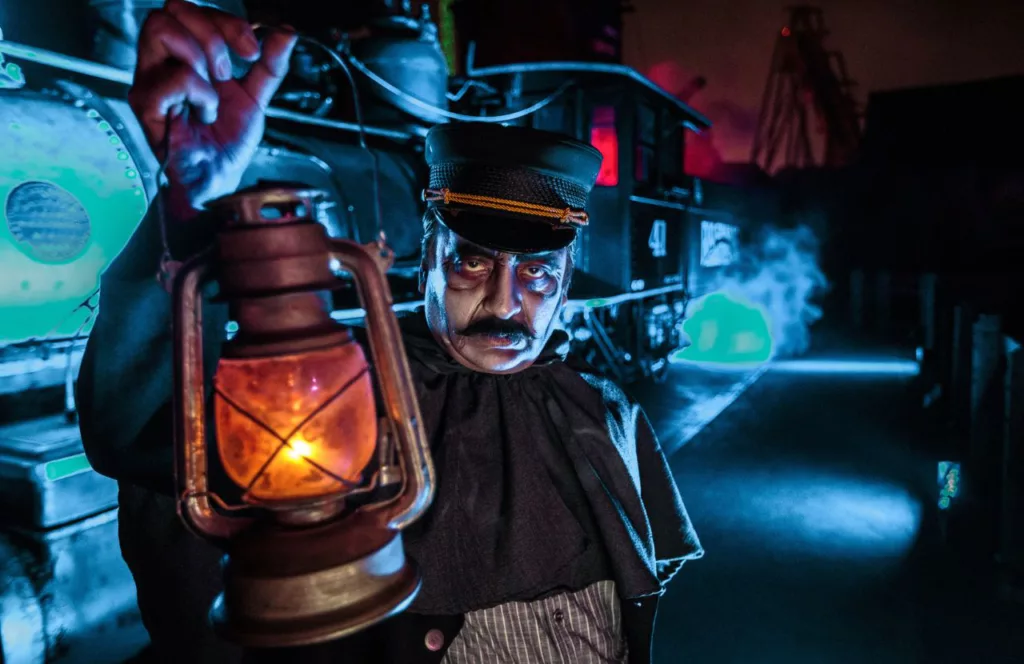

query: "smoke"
xmin=706 ymin=224 xmax=828 ymax=358
xmin=645 ymin=61 xmax=828 ymax=354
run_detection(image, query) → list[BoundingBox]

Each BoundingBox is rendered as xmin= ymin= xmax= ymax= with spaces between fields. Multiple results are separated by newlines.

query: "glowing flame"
xmin=286 ymin=438 xmax=314 ymax=462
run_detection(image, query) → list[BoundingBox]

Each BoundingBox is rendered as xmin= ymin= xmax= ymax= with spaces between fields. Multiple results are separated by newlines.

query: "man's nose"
xmin=483 ymin=263 xmax=523 ymax=320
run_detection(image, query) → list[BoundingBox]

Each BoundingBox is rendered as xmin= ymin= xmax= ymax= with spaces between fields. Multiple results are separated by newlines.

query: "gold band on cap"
xmin=422 ymin=188 xmax=589 ymax=227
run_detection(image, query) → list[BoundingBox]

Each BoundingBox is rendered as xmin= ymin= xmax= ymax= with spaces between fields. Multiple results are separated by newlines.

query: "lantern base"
xmin=210 ymin=515 xmax=421 ymax=648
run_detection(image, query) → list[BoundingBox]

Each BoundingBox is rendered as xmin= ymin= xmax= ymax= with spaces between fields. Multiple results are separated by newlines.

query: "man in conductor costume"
xmin=76 ymin=2 xmax=702 ymax=662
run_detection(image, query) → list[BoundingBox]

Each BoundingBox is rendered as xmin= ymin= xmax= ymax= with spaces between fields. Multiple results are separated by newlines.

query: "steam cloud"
xmin=647 ymin=61 xmax=828 ymax=354
xmin=706 ymin=225 xmax=828 ymax=357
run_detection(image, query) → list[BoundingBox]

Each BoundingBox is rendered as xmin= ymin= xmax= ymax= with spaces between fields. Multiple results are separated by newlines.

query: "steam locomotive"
xmin=0 ymin=2 xmax=749 ymax=661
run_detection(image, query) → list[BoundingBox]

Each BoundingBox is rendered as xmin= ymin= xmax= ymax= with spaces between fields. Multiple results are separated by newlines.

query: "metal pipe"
xmin=265 ymin=106 xmax=416 ymax=141
xmin=584 ymin=311 xmax=624 ymax=384
xmin=566 ymin=284 xmax=684 ymax=310
xmin=629 ymin=195 xmax=688 ymax=211
xmin=465 ymin=58 xmax=711 ymax=131
xmin=0 ymin=40 xmax=133 ymax=84
xmin=0 ymin=39 xmax=416 ymax=141
xmin=330 ymin=284 xmax=686 ymax=323
xmin=331 ymin=299 xmax=425 ymax=322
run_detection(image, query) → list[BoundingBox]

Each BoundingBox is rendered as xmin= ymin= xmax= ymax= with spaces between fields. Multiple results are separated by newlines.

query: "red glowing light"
xmin=781 ymin=26 xmax=791 ymax=37
xmin=590 ymin=106 xmax=619 ymax=187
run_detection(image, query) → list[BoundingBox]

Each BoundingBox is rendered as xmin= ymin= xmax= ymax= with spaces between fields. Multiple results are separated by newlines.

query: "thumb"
xmin=240 ymin=27 xmax=298 ymax=110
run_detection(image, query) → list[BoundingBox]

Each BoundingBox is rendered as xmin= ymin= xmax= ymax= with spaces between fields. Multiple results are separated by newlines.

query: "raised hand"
xmin=128 ymin=0 xmax=297 ymax=220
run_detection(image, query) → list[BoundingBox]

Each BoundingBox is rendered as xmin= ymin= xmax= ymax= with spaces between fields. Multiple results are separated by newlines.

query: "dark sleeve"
xmin=634 ymin=406 xmax=704 ymax=585
xmin=76 ymin=202 xmax=227 ymax=496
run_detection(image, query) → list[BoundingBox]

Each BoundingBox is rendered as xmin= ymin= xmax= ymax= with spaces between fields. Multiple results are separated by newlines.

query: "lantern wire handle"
xmin=154 ymin=109 xmax=178 ymax=292
xmin=251 ymin=24 xmax=386 ymax=247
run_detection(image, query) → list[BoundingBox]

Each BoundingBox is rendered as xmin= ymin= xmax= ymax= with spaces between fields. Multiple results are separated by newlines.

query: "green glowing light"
xmin=2 ymin=95 xmax=150 ymax=342
xmin=585 ymin=298 xmax=609 ymax=309
xmin=937 ymin=461 xmax=960 ymax=511
xmin=5 ymin=62 xmax=23 ymax=82
xmin=98 ymin=121 xmax=111 ymax=131
xmin=671 ymin=290 xmax=774 ymax=367
xmin=109 ymin=136 xmax=121 ymax=145
xmin=44 ymin=453 xmax=93 ymax=481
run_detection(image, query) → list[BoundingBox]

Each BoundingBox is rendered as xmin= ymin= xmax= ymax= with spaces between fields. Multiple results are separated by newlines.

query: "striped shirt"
xmin=441 ymin=580 xmax=627 ymax=663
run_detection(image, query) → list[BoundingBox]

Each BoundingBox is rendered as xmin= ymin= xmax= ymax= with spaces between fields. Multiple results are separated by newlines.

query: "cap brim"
xmin=435 ymin=208 xmax=577 ymax=254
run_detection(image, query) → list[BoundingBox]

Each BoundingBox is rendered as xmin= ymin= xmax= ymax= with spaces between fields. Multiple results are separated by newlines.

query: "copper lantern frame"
xmin=170 ymin=185 xmax=435 ymax=648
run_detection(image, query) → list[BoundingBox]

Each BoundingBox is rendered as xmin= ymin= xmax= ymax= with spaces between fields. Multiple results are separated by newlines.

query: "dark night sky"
xmin=623 ymin=0 xmax=1024 ymax=163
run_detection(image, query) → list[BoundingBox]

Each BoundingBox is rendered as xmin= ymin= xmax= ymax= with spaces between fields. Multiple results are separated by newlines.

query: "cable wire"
xmin=345 ymin=53 xmax=573 ymax=123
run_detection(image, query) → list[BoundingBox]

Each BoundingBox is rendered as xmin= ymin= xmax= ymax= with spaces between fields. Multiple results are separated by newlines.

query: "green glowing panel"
xmin=672 ymin=290 xmax=774 ymax=367
xmin=44 ymin=453 xmax=93 ymax=481
xmin=0 ymin=91 xmax=150 ymax=343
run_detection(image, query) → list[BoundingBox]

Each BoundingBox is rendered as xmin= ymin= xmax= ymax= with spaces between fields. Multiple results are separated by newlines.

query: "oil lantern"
xmin=170 ymin=183 xmax=434 ymax=647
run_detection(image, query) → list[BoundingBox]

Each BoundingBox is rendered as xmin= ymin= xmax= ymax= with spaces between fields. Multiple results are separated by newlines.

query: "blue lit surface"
xmin=768 ymin=359 xmax=921 ymax=376
xmin=748 ymin=473 xmax=924 ymax=558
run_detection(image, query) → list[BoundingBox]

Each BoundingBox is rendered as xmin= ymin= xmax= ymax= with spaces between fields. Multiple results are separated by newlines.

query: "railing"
xmin=848 ymin=268 xmax=934 ymax=343
xmin=0 ymin=338 xmax=87 ymax=397
xmin=1001 ymin=336 xmax=1024 ymax=601
xmin=849 ymin=266 xmax=1024 ymax=601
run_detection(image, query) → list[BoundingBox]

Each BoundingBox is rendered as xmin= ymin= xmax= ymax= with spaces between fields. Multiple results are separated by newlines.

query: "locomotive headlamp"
xmin=171 ymin=183 xmax=434 ymax=647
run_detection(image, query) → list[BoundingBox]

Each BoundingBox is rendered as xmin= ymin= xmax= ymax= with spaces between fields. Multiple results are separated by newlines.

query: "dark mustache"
xmin=458 ymin=318 xmax=534 ymax=341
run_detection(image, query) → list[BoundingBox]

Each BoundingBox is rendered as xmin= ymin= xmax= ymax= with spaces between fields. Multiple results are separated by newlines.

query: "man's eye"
xmin=522 ymin=266 xmax=548 ymax=278
xmin=457 ymin=259 xmax=487 ymax=273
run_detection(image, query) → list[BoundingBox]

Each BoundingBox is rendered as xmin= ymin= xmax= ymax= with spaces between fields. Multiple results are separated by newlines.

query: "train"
xmin=0 ymin=2 xmax=755 ymax=661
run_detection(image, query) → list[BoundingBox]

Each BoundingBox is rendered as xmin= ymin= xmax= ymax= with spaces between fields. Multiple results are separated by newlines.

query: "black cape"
xmin=387 ymin=311 xmax=703 ymax=614
xmin=77 ymin=206 xmax=702 ymax=663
